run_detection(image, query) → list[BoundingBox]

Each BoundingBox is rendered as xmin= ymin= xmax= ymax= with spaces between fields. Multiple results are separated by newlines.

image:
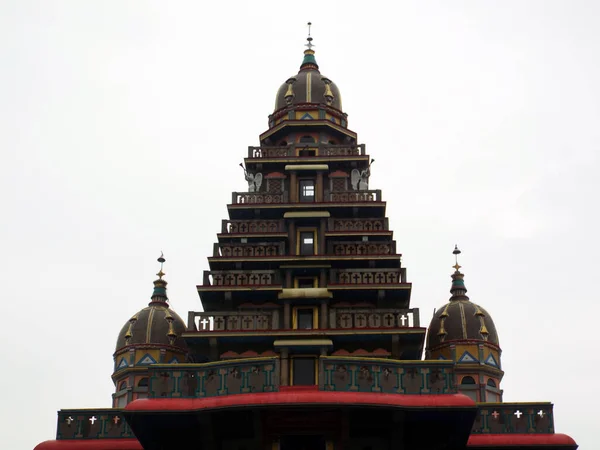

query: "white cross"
xmin=113 ymin=416 xmax=120 ymax=424
xmin=514 ymin=410 xmax=523 ymax=419
xmin=399 ymin=314 xmax=407 ymax=326
xmin=66 ymin=416 xmax=74 ymax=425
xmin=538 ymin=410 xmax=545 ymax=418
xmin=491 ymin=411 xmax=500 ymax=420
xmin=200 ymin=317 xmax=210 ymax=330
xmin=89 ymin=416 xmax=97 ymax=424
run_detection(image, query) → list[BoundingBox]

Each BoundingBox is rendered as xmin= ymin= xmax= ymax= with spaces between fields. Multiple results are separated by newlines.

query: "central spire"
xmin=449 ymin=245 xmax=470 ymax=302
xmin=150 ymin=252 xmax=169 ymax=306
xmin=300 ymin=21 xmax=319 ymax=71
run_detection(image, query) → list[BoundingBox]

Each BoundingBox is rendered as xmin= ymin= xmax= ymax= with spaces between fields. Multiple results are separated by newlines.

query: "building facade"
xmin=35 ymin=38 xmax=577 ymax=450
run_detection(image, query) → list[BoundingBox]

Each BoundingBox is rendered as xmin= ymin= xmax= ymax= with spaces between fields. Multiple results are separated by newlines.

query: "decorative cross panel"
xmin=241 ymin=316 xmax=255 ymax=330
xmin=339 ymin=313 xmax=353 ymax=328
xmin=368 ymin=313 xmax=382 ymax=328
xmin=213 ymin=316 xmax=225 ymax=331
xmin=355 ymin=313 xmax=367 ymax=328
xmin=383 ymin=313 xmax=395 ymax=327
xmin=227 ymin=316 xmax=240 ymax=330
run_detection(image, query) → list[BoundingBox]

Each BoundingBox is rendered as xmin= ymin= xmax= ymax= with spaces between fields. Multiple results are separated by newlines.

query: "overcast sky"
xmin=1 ymin=1 xmax=597 ymax=449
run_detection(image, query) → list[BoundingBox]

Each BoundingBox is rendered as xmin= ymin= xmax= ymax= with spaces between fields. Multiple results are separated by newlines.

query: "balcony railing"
xmin=200 ymin=270 xmax=281 ymax=287
xmin=248 ymin=144 xmax=366 ymax=158
xmin=232 ymin=191 xmax=289 ymax=204
xmin=320 ymin=357 xmax=455 ymax=394
xmin=149 ymin=358 xmax=280 ymax=398
xmin=327 ymin=240 xmax=396 ymax=255
xmin=188 ymin=310 xmax=280 ymax=331
xmin=330 ymin=268 xmax=407 ymax=285
xmin=472 ymin=403 xmax=555 ymax=434
xmin=221 ymin=219 xmax=285 ymax=234
xmin=215 ymin=242 xmax=286 ymax=257
xmin=328 ymin=217 xmax=389 ymax=232
xmin=56 ymin=409 xmax=133 ymax=440
xmin=329 ymin=190 xmax=382 ymax=203
xmin=330 ymin=308 xmax=420 ymax=329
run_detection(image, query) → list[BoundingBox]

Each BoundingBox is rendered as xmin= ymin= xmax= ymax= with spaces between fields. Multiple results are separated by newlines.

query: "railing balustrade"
xmin=232 ymin=191 xmax=288 ymax=204
xmin=221 ymin=219 xmax=285 ymax=234
xmin=56 ymin=410 xmax=132 ymax=440
xmin=472 ymin=403 xmax=555 ymax=434
xmin=329 ymin=190 xmax=381 ymax=203
xmin=328 ymin=240 xmax=395 ymax=255
xmin=330 ymin=308 xmax=420 ymax=329
xmin=328 ymin=218 xmax=388 ymax=232
xmin=215 ymin=242 xmax=286 ymax=257
xmin=201 ymin=270 xmax=281 ymax=287
xmin=320 ymin=357 xmax=455 ymax=394
xmin=149 ymin=358 xmax=280 ymax=398
xmin=188 ymin=310 xmax=280 ymax=331
xmin=248 ymin=144 xmax=366 ymax=158
xmin=330 ymin=268 xmax=407 ymax=285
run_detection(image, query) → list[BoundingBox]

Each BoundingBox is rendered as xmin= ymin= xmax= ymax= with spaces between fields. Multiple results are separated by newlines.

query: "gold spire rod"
xmin=157 ymin=251 xmax=165 ymax=279
xmin=452 ymin=245 xmax=461 ymax=271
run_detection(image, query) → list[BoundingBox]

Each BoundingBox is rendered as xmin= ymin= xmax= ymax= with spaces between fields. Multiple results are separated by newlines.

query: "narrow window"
xmin=487 ymin=379 xmax=497 ymax=388
xmin=299 ymin=231 xmax=315 ymax=255
xmin=292 ymin=357 xmax=316 ymax=385
xmin=298 ymin=310 xmax=314 ymax=329
xmin=299 ymin=179 xmax=315 ymax=202
xmin=138 ymin=377 xmax=149 ymax=388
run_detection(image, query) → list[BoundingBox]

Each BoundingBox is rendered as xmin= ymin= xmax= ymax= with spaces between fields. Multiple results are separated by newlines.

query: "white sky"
xmin=1 ymin=1 xmax=597 ymax=448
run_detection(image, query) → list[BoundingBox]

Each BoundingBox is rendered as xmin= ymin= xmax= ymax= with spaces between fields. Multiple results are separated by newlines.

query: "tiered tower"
xmin=34 ymin=32 xmax=578 ymax=450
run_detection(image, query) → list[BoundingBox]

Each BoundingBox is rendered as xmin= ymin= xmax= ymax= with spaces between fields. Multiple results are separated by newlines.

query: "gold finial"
xmin=305 ymin=22 xmax=314 ymax=50
xmin=452 ymin=245 xmax=462 ymax=271
xmin=157 ymin=251 xmax=166 ymax=279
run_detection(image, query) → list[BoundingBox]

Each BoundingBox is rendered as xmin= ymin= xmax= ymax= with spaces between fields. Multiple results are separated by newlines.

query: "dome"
xmin=115 ymin=277 xmax=187 ymax=352
xmin=274 ymin=49 xmax=343 ymax=112
xmin=426 ymin=266 xmax=499 ymax=351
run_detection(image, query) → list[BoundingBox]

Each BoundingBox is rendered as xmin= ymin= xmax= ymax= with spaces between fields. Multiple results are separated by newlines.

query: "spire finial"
xmin=305 ymin=22 xmax=314 ymax=50
xmin=157 ymin=251 xmax=165 ymax=280
xmin=449 ymin=245 xmax=469 ymax=302
xmin=452 ymin=245 xmax=461 ymax=272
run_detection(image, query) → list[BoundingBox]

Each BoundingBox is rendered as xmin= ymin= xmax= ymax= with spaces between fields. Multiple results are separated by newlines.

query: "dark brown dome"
xmin=426 ymin=269 xmax=500 ymax=350
xmin=427 ymin=300 xmax=499 ymax=350
xmin=115 ymin=277 xmax=187 ymax=352
xmin=274 ymin=50 xmax=342 ymax=112
xmin=115 ymin=303 xmax=187 ymax=352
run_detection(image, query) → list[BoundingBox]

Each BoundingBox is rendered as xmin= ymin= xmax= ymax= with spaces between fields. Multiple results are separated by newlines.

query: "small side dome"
xmin=115 ymin=263 xmax=187 ymax=353
xmin=427 ymin=248 xmax=499 ymax=351
xmin=274 ymin=49 xmax=343 ymax=112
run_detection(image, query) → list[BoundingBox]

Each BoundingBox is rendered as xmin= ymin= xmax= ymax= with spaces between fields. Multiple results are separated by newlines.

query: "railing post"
xmin=187 ymin=311 xmax=197 ymax=331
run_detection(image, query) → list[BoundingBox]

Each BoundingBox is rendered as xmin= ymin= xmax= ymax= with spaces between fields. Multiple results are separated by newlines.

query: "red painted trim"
xmin=125 ymin=390 xmax=475 ymax=413
xmin=34 ymin=439 xmax=142 ymax=450
xmin=467 ymin=433 xmax=577 ymax=447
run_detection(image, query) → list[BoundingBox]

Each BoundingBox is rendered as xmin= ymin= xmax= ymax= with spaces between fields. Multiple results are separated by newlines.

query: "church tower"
xmin=426 ymin=246 xmax=504 ymax=402
xmin=34 ymin=29 xmax=578 ymax=450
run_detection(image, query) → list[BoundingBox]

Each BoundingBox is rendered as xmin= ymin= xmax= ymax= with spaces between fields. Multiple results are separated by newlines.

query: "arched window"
xmin=487 ymin=379 xmax=497 ymax=388
xmin=299 ymin=135 xmax=315 ymax=144
xmin=138 ymin=377 xmax=149 ymax=388
xmin=118 ymin=381 xmax=127 ymax=391
xmin=461 ymin=376 xmax=476 ymax=385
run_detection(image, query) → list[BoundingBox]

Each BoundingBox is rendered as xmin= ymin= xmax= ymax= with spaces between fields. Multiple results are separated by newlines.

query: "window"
xmin=461 ymin=376 xmax=476 ymax=385
xmin=299 ymin=136 xmax=315 ymax=144
xmin=293 ymin=306 xmax=317 ymax=329
xmin=292 ymin=357 xmax=316 ymax=385
xmin=281 ymin=435 xmax=325 ymax=450
xmin=487 ymin=379 xmax=497 ymax=388
xmin=138 ymin=377 xmax=149 ymax=387
xmin=118 ymin=381 xmax=128 ymax=391
xmin=299 ymin=179 xmax=315 ymax=202
xmin=296 ymin=277 xmax=317 ymax=288
xmin=299 ymin=231 xmax=316 ymax=255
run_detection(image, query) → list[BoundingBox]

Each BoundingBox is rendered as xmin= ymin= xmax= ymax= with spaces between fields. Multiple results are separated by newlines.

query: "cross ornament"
xmin=491 ymin=411 xmax=500 ymax=420
xmin=538 ymin=410 xmax=545 ymax=418
xmin=514 ymin=410 xmax=523 ymax=419
xmin=66 ymin=416 xmax=74 ymax=425
xmin=89 ymin=416 xmax=97 ymax=424
xmin=113 ymin=416 xmax=120 ymax=424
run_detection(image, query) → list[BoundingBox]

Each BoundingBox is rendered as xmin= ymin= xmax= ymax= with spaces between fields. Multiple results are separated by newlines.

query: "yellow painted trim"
xmin=285 ymin=164 xmax=329 ymax=171
xmin=296 ymin=227 xmax=318 ymax=255
xmin=278 ymin=288 xmax=331 ymax=299
xmin=321 ymin=355 xmax=451 ymax=365
xmin=259 ymin=121 xmax=357 ymax=140
xmin=292 ymin=306 xmax=319 ymax=329
xmin=284 ymin=211 xmax=330 ymax=218
xmin=150 ymin=356 xmax=279 ymax=370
